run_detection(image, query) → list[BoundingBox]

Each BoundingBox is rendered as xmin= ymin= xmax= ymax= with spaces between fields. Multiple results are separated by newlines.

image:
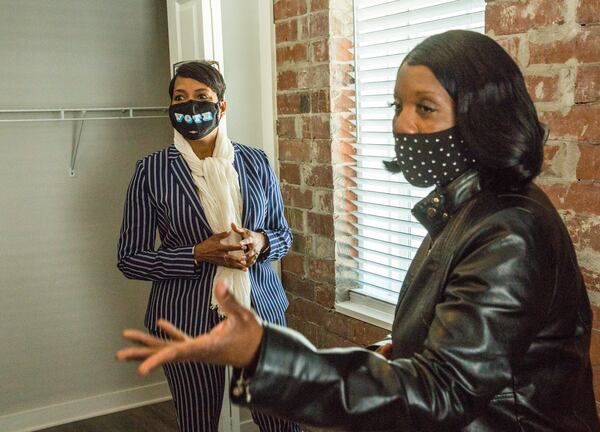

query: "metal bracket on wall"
xmin=0 ymin=107 xmax=168 ymax=176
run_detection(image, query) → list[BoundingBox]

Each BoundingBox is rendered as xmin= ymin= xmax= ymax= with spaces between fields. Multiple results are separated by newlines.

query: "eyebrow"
xmin=174 ymin=87 xmax=210 ymax=92
xmin=415 ymin=90 xmax=442 ymax=98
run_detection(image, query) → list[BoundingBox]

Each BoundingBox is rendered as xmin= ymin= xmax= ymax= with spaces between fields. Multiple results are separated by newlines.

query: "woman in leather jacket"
xmin=117 ymin=30 xmax=600 ymax=432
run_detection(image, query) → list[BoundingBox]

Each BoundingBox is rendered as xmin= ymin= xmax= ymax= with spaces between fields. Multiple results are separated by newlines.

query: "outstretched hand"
xmin=116 ymin=280 xmax=264 ymax=375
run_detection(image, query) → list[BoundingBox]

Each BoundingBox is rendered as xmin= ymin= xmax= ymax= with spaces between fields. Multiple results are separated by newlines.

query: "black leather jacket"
xmin=232 ymin=170 xmax=599 ymax=431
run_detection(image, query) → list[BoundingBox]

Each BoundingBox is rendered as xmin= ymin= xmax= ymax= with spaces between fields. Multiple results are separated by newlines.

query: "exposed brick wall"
xmin=274 ymin=0 xmax=600 ymax=411
xmin=273 ymin=0 xmax=388 ymax=349
xmin=486 ymin=0 xmax=600 ymax=412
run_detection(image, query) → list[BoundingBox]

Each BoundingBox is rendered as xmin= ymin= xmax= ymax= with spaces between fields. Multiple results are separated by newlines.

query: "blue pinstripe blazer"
xmin=117 ymin=143 xmax=292 ymax=335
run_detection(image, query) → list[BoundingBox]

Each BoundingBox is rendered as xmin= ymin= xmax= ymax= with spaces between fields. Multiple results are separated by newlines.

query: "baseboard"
xmin=0 ymin=382 xmax=172 ymax=432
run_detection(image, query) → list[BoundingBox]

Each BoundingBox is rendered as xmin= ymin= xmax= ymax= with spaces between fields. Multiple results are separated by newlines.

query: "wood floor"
xmin=38 ymin=401 xmax=177 ymax=432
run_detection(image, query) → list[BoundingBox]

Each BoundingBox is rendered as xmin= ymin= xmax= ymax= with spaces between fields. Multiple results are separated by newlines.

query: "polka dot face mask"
xmin=393 ymin=127 xmax=476 ymax=188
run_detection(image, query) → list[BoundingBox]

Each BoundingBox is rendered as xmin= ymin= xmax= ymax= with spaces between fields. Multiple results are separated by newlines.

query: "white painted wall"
xmin=0 ymin=1 xmax=172 ymax=430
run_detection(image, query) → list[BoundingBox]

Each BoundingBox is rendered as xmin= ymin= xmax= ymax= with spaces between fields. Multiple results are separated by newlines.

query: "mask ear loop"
xmin=217 ymin=100 xmax=226 ymax=121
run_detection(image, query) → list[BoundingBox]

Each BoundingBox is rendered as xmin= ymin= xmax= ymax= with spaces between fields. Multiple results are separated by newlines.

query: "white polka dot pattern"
xmin=393 ymin=127 xmax=476 ymax=187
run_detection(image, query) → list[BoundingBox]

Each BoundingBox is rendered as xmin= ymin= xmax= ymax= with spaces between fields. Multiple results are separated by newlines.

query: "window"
xmin=338 ymin=0 xmax=485 ymax=326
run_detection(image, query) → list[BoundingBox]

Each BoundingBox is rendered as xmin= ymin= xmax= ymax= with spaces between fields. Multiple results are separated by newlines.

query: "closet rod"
xmin=0 ymin=107 xmax=168 ymax=123
xmin=0 ymin=107 xmax=169 ymax=177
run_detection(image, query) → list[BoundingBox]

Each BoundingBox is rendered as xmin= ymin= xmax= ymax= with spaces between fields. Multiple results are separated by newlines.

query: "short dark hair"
xmin=168 ymin=61 xmax=226 ymax=101
xmin=401 ymin=30 xmax=545 ymax=189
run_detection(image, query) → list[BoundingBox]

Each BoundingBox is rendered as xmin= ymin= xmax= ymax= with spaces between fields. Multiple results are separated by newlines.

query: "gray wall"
xmin=0 ymin=0 xmax=172 ymax=424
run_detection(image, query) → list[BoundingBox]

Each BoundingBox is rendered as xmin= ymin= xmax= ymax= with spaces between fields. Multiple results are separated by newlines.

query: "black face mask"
xmin=169 ymin=100 xmax=220 ymax=140
xmin=387 ymin=127 xmax=476 ymax=188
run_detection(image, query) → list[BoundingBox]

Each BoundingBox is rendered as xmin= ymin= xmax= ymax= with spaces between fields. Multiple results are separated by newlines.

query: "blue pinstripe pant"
xmin=152 ymin=330 xmax=300 ymax=432
xmin=161 ymin=361 xmax=300 ymax=432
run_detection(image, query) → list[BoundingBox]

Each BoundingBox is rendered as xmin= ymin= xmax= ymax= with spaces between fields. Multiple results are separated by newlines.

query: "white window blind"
xmin=351 ymin=0 xmax=485 ymax=305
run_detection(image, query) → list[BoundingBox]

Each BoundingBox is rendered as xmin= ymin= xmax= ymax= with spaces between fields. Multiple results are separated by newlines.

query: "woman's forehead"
xmin=173 ymin=76 xmax=214 ymax=93
xmin=394 ymin=64 xmax=446 ymax=97
xmin=394 ymin=64 xmax=452 ymax=101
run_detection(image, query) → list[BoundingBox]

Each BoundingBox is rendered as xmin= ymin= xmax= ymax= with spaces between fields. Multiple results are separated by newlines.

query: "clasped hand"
xmin=193 ymin=223 xmax=266 ymax=270
xmin=116 ymin=280 xmax=264 ymax=374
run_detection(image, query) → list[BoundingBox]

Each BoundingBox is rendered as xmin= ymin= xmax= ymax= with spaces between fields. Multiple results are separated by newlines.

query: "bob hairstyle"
xmin=168 ymin=61 xmax=226 ymax=101
xmin=391 ymin=30 xmax=545 ymax=189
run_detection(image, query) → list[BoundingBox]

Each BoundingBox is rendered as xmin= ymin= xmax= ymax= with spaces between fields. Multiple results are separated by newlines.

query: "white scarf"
xmin=173 ymin=127 xmax=251 ymax=314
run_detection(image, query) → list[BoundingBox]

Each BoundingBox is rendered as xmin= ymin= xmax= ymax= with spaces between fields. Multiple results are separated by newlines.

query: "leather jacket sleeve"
xmin=232 ymin=208 xmax=552 ymax=431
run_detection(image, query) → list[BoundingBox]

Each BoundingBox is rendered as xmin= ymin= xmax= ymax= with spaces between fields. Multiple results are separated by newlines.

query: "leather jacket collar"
xmin=412 ymin=169 xmax=482 ymax=239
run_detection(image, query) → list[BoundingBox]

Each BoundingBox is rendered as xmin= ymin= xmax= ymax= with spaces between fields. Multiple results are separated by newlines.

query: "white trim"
xmin=0 ymin=382 xmax=171 ymax=432
xmin=335 ymin=293 xmax=394 ymax=331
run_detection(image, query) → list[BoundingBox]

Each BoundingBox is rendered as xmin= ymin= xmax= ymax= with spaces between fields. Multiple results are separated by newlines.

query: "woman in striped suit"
xmin=117 ymin=61 xmax=299 ymax=432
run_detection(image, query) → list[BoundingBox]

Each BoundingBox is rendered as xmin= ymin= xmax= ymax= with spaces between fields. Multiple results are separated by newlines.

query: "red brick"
xmin=282 ymin=253 xmax=306 ymax=277
xmin=540 ymin=106 xmax=600 ymax=143
xmin=576 ymin=65 xmax=600 ymax=104
xmin=577 ymin=0 xmax=600 ymax=25
xmin=275 ymin=19 xmax=298 ymax=43
xmin=334 ymin=113 xmax=356 ymax=140
xmin=485 ymin=0 xmax=566 ymax=36
xmin=311 ymin=89 xmax=330 ymax=113
xmin=529 ymin=37 xmax=576 ymax=65
xmin=333 ymin=89 xmax=356 ymax=113
xmin=496 ymin=36 xmax=521 ymax=63
xmin=592 ymin=304 xmax=600 ymax=331
xmin=340 ymin=165 xmax=358 ymax=188
xmin=564 ymin=213 xmax=600 ymax=252
xmin=298 ymin=64 xmax=330 ymax=89
xmin=341 ymin=190 xmax=358 ymax=213
xmin=279 ymin=138 xmax=311 ymax=161
xmin=284 ymin=207 xmax=305 ymax=232
xmin=335 ymin=140 xmax=356 ymax=161
xmin=577 ymin=144 xmax=600 ymax=181
xmin=330 ymin=13 xmax=353 ymax=38
xmin=319 ymin=330 xmax=355 ymax=348
xmin=290 ymin=232 xmax=310 ymax=254
xmin=281 ymin=184 xmax=314 ymax=209
xmin=277 ymin=92 xmax=309 ymax=115
xmin=541 ymin=143 xmax=561 ymax=177
xmin=298 ymin=15 xmax=310 ymax=40
xmin=286 ymin=315 xmax=319 ymax=345
xmin=583 ymin=267 xmax=600 ymax=293
xmin=540 ymin=182 xmax=600 ymax=216
xmin=331 ymin=63 xmax=354 ymax=87
xmin=325 ymin=310 xmax=354 ymax=340
xmin=315 ymin=283 xmax=335 ymax=308
xmin=577 ymin=27 xmax=600 ymax=64
xmin=311 ymin=39 xmax=329 ymax=62
xmin=293 ymin=296 xmax=329 ymax=324
xmin=314 ymin=190 xmax=334 ymax=213
xmin=303 ymin=115 xmax=331 ymax=139
xmin=525 ymin=74 xmax=560 ymax=102
xmin=304 ymin=164 xmax=333 ymax=188
xmin=593 ymin=365 xmax=600 ymax=404
xmin=280 ymin=162 xmax=301 ymax=184
xmin=310 ymin=0 xmax=328 ymax=12
xmin=312 ymin=139 xmax=333 ymax=164
xmin=332 ymin=37 xmax=353 ymax=61
xmin=274 ymin=0 xmax=308 ymax=21
xmin=277 ymin=70 xmax=298 ymax=91
xmin=309 ymin=11 xmax=329 ymax=38
xmin=362 ymin=321 xmax=390 ymax=343
xmin=308 ymin=212 xmax=334 ymax=236
xmin=277 ymin=117 xmax=298 ymax=138
xmin=276 ymin=43 xmax=309 ymax=65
